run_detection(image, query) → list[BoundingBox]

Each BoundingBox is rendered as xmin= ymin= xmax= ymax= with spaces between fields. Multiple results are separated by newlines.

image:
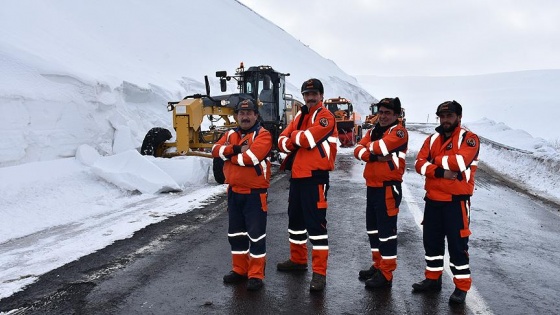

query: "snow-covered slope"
xmin=0 ymin=0 xmax=375 ymax=167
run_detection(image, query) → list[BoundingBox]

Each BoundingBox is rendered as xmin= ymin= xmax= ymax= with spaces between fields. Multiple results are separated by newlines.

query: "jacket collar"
xmin=308 ymin=101 xmax=324 ymax=113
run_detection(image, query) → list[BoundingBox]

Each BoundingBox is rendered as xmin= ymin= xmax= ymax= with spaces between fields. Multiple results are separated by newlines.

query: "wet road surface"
xmin=1 ymin=153 xmax=559 ymax=314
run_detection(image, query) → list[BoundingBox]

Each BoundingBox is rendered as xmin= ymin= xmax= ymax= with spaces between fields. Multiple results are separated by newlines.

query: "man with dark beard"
xmin=412 ymin=100 xmax=480 ymax=304
xmin=354 ymin=97 xmax=408 ymax=290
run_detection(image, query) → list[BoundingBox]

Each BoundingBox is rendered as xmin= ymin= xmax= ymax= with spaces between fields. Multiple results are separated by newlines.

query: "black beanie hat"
xmin=436 ymin=100 xmax=462 ymax=116
xmin=235 ymin=99 xmax=258 ymax=113
xmin=301 ymin=78 xmax=324 ymax=94
xmin=377 ymin=97 xmax=401 ymax=115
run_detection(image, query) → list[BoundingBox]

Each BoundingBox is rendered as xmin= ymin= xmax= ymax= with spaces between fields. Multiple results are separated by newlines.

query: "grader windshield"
xmin=233 ymin=65 xmax=287 ymax=124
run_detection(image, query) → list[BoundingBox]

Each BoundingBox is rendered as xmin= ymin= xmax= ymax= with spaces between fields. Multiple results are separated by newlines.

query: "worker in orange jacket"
xmin=276 ymin=78 xmax=338 ymax=291
xmin=211 ymin=99 xmax=272 ymax=291
xmin=412 ymin=100 xmax=479 ymax=304
xmin=353 ymin=97 xmax=408 ymax=290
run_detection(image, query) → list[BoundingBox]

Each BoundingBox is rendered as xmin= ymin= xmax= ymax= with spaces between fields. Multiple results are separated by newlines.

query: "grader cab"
xmin=140 ymin=63 xmax=297 ymax=183
xmin=324 ymin=97 xmax=362 ymax=147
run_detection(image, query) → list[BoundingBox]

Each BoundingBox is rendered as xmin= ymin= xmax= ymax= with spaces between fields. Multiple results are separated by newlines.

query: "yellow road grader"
xmin=140 ymin=63 xmax=301 ymax=184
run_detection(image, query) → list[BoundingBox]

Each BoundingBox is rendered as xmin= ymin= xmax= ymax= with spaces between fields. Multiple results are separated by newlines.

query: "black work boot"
xmin=277 ymin=259 xmax=307 ymax=272
xmin=358 ymin=265 xmax=379 ymax=281
xmin=309 ymin=272 xmax=326 ymax=291
xmin=449 ymin=288 xmax=467 ymax=304
xmin=246 ymin=278 xmax=264 ymax=291
xmin=411 ymin=276 xmax=442 ymax=292
xmin=223 ymin=271 xmax=247 ymax=284
xmin=364 ymin=271 xmax=392 ymax=289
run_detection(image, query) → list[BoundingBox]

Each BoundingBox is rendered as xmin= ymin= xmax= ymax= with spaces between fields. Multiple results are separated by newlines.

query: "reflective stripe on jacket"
xmin=278 ymin=101 xmax=338 ymax=179
xmin=354 ymin=123 xmax=408 ymax=187
xmin=415 ymin=125 xmax=479 ymax=201
xmin=212 ymin=124 xmax=272 ymax=193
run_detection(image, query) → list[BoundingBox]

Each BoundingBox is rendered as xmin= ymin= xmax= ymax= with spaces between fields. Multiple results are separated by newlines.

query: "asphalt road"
xmin=1 ymin=153 xmax=559 ymax=314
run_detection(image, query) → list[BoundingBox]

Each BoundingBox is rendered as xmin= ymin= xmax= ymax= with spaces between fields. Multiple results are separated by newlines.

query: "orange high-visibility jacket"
xmin=212 ymin=125 xmax=272 ymax=193
xmin=278 ymin=102 xmax=338 ymax=179
xmin=415 ymin=125 xmax=479 ymax=201
xmin=354 ymin=123 xmax=408 ymax=187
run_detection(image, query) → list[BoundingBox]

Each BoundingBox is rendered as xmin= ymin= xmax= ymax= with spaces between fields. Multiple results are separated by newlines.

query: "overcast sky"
xmin=238 ymin=0 xmax=560 ymax=76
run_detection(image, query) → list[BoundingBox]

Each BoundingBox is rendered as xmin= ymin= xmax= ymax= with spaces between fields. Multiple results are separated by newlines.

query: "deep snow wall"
xmin=0 ymin=0 xmax=375 ymax=167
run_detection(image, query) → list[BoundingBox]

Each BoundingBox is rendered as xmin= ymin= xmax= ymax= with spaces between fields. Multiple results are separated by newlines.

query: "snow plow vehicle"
xmin=324 ymin=97 xmax=362 ymax=147
xmin=140 ymin=63 xmax=300 ymax=184
xmin=362 ymin=101 xmax=406 ymax=129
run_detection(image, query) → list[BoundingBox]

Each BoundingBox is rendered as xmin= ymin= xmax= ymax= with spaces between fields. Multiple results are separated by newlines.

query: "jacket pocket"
xmin=316 ymin=184 xmax=328 ymax=209
xmin=260 ymin=192 xmax=268 ymax=212
xmin=385 ymin=185 xmax=400 ymax=216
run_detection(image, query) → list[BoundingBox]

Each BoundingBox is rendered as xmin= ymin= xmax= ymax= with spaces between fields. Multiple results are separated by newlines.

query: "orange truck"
xmin=324 ymin=97 xmax=362 ymax=147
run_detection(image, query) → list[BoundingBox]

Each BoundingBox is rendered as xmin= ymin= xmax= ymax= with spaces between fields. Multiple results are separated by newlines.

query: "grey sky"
xmin=238 ymin=0 xmax=560 ymax=76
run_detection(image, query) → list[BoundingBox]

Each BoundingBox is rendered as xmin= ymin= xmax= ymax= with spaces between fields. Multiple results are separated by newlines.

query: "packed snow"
xmin=1 ymin=0 xmax=559 ymax=302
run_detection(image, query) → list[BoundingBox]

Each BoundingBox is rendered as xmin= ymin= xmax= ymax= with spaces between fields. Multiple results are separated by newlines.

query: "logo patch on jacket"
xmin=467 ymin=138 xmax=477 ymax=147
xmin=319 ymin=117 xmax=329 ymax=127
xmin=446 ymin=143 xmax=453 ymax=150
xmin=396 ymin=130 xmax=405 ymax=138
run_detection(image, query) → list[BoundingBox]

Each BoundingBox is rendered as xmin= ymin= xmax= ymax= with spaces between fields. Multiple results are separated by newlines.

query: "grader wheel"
xmin=140 ymin=127 xmax=172 ymax=157
xmin=212 ymin=157 xmax=226 ymax=184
